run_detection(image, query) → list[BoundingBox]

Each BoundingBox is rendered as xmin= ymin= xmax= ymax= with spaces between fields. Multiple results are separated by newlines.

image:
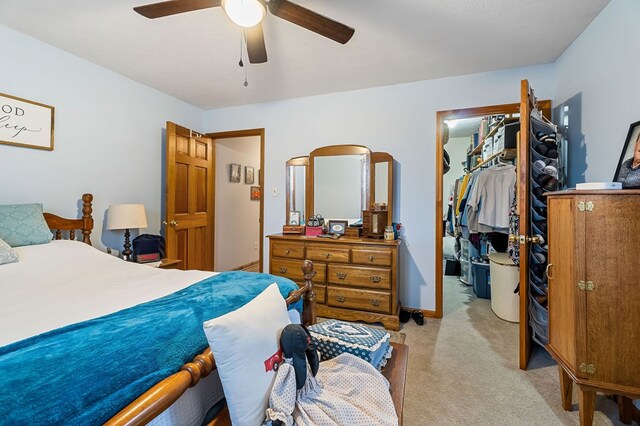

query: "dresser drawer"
xmin=271 ymin=241 xmax=305 ymax=259
xmin=271 ymin=258 xmax=326 ymax=283
xmin=327 ymin=287 xmax=391 ymax=314
xmin=306 ymin=244 xmax=350 ymax=263
xmin=327 ymin=265 xmax=391 ymax=290
xmin=351 ymin=248 xmax=392 ymax=267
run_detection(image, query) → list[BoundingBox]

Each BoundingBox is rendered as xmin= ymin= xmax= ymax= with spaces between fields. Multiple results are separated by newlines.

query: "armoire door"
xmin=546 ymin=195 xmax=586 ymax=376
xmin=165 ymin=121 xmax=215 ymax=271
xmin=517 ymin=80 xmax=553 ymax=369
xmin=583 ymin=194 xmax=640 ymax=389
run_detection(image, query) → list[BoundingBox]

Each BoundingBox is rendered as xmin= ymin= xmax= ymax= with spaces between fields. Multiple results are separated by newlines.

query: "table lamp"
xmin=107 ymin=204 xmax=148 ymax=261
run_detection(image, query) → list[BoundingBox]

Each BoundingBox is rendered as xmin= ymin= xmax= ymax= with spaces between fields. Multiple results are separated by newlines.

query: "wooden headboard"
xmin=43 ymin=193 xmax=94 ymax=245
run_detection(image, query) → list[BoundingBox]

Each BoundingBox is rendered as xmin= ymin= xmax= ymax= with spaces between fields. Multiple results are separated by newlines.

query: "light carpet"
xmin=400 ymin=275 xmax=624 ymax=425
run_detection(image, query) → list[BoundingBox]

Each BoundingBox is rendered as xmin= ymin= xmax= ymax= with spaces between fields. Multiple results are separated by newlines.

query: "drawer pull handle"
xmin=371 ymin=276 xmax=381 ymax=283
xmin=279 ymin=267 xmax=288 ymax=273
xmin=336 ymin=273 xmax=347 ymax=280
xmin=324 ymin=253 xmax=331 ymax=258
xmin=369 ymin=299 xmax=380 ymax=307
xmin=285 ymin=250 xmax=291 ymax=255
xmin=336 ymin=295 xmax=345 ymax=303
xmin=368 ymin=256 xmax=375 ymax=262
xmin=545 ymin=263 xmax=553 ymax=280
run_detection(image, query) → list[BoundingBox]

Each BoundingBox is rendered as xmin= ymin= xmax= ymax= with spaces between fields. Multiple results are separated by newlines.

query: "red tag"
xmin=264 ymin=349 xmax=283 ymax=372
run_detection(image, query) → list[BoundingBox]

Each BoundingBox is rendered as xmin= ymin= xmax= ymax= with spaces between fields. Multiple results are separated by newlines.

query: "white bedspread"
xmin=0 ymin=240 xmax=216 ymax=347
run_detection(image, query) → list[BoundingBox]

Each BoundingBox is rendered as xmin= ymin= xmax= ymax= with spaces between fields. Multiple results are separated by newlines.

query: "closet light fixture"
xmin=222 ymin=0 xmax=266 ymax=28
xmin=445 ymin=120 xmax=458 ymax=129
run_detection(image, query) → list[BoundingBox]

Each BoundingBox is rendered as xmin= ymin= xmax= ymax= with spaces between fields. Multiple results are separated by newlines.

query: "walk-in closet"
xmin=438 ymin=80 xmax=566 ymax=370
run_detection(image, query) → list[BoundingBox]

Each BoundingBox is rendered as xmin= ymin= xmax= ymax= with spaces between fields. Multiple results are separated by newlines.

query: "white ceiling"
xmin=0 ymin=0 xmax=609 ymax=110
xmin=446 ymin=117 xmax=483 ymax=139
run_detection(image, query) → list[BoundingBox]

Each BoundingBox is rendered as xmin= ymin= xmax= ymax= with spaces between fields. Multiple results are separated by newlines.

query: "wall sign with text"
xmin=0 ymin=92 xmax=55 ymax=151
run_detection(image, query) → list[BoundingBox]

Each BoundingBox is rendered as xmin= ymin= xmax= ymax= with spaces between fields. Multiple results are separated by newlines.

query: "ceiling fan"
xmin=133 ymin=0 xmax=355 ymax=64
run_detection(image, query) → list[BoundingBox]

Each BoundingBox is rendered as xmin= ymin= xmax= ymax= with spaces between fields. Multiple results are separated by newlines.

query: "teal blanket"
xmin=0 ymin=271 xmax=301 ymax=425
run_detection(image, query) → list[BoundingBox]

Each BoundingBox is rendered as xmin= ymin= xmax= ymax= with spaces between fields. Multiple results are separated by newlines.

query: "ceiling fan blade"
xmin=134 ymin=0 xmax=221 ymax=19
xmin=268 ymin=0 xmax=354 ymax=44
xmin=246 ymin=23 xmax=268 ymax=64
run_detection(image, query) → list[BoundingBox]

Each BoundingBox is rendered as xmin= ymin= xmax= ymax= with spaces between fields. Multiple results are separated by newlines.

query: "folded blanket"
xmin=0 ymin=271 xmax=301 ymax=425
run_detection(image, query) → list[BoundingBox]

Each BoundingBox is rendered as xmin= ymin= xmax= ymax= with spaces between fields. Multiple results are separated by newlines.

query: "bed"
xmin=0 ymin=193 xmax=317 ymax=425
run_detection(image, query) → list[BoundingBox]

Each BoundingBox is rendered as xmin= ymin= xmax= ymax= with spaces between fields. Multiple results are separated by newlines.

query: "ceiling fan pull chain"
xmin=242 ymin=29 xmax=249 ymax=87
xmin=238 ymin=30 xmax=244 ymax=68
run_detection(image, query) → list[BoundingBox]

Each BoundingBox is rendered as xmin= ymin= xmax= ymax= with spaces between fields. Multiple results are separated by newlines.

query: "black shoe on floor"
xmin=412 ymin=311 xmax=425 ymax=326
xmin=399 ymin=307 xmax=412 ymax=323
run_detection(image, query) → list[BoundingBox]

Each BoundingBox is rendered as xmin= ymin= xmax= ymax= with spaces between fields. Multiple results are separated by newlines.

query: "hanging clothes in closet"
xmin=459 ymin=164 xmax=517 ymax=238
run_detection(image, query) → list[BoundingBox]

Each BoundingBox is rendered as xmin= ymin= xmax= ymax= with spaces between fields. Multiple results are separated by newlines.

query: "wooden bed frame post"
xmin=81 ymin=193 xmax=93 ymax=245
xmin=301 ymin=259 xmax=317 ymax=326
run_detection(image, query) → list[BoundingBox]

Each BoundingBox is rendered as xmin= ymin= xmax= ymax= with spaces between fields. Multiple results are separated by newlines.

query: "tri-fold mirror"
xmin=285 ymin=145 xmax=394 ymax=226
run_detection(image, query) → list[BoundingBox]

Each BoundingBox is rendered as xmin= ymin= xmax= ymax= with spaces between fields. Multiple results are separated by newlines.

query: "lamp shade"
xmin=106 ymin=204 xmax=148 ymax=230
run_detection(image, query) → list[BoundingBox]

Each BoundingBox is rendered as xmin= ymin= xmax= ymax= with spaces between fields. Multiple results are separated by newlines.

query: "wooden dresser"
xmin=268 ymin=234 xmax=401 ymax=330
xmin=546 ymin=190 xmax=640 ymax=425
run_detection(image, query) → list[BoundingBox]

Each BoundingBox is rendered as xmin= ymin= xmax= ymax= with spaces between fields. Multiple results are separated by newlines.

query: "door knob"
xmin=169 ymin=220 xmax=178 ymax=227
xmin=510 ymin=235 xmax=542 ymax=244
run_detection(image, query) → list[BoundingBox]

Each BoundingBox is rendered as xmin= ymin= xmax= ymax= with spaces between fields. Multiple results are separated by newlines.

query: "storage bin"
xmin=482 ymin=137 xmax=494 ymax=161
xmin=460 ymin=260 xmax=470 ymax=285
xmin=444 ymin=259 xmax=460 ymax=276
xmin=472 ymin=261 xmax=491 ymax=299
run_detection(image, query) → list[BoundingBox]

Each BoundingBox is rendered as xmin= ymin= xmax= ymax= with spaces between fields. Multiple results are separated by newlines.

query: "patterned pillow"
xmin=0 ymin=237 xmax=19 ymax=265
xmin=0 ymin=204 xmax=52 ymax=247
xmin=309 ymin=319 xmax=393 ymax=370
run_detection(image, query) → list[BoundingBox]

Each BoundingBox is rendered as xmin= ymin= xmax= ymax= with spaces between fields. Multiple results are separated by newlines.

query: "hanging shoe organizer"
xmin=528 ymin=111 xmax=565 ymax=347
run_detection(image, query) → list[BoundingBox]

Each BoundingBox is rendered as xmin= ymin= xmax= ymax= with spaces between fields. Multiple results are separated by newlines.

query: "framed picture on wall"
xmin=614 ymin=120 xmax=640 ymax=188
xmin=250 ymin=186 xmax=261 ymax=200
xmin=245 ymin=166 xmax=255 ymax=184
xmin=0 ymin=92 xmax=55 ymax=151
xmin=230 ymin=164 xmax=241 ymax=183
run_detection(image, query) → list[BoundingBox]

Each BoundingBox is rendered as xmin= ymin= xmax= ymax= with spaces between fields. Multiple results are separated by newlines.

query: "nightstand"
xmin=157 ymin=259 xmax=182 ymax=269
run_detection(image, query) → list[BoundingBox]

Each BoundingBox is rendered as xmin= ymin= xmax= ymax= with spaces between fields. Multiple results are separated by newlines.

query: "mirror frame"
xmin=371 ymin=152 xmax=394 ymax=226
xmin=308 ymin=145 xmax=371 ymax=222
xmin=285 ymin=156 xmax=309 ymax=225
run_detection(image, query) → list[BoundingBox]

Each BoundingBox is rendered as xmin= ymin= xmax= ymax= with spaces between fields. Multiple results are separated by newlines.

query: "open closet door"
xmin=518 ymin=80 xmax=552 ymax=369
xmin=165 ymin=121 xmax=215 ymax=271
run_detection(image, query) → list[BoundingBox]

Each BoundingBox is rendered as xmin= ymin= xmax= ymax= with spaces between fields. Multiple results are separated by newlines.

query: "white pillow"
xmin=0 ymin=237 xmax=19 ymax=265
xmin=203 ymin=283 xmax=291 ymax=426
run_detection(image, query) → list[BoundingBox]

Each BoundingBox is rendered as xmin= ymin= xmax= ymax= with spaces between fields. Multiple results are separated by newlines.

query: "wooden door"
xmin=547 ymin=195 xmax=586 ymax=375
xmin=584 ymin=194 xmax=640 ymax=389
xmin=518 ymin=80 xmax=552 ymax=369
xmin=166 ymin=122 xmax=214 ymax=271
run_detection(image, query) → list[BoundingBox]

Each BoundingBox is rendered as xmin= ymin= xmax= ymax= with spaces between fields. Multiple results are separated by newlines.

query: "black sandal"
xmin=412 ymin=311 xmax=425 ymax=326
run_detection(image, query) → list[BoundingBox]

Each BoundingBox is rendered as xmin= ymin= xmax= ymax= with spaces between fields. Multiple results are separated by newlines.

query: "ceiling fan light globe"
xmin=222 ymin=0 xmax=266 ymax=28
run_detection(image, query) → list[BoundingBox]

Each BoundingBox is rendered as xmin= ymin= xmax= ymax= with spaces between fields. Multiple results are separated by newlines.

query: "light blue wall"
xmin=0 ymin=25 xmax=204 ymax=249
xmin=553 ymin=0 xmax=640 ymax=185
xmin=0 ymin=0 xmax=634 ymax=310
xmin=202 ymin=64 xmax=555 ymax=311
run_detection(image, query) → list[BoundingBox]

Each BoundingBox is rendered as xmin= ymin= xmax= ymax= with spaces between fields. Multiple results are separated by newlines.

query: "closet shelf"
xmin=469 ymin=149 xmax=517 ymax=172
xmin=469 ymin=118 xmax=507 ymax=156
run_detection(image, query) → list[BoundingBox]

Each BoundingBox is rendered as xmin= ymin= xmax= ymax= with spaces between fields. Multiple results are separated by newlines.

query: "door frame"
xmin=206 ymin=128 xmax=265 ymax=272
xmin=434 ymin=103 xmax=521 ymax=318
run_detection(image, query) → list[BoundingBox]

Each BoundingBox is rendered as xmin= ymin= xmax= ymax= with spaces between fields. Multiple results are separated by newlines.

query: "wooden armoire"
xmin=547 ymin=190 xmax=640 ymax=425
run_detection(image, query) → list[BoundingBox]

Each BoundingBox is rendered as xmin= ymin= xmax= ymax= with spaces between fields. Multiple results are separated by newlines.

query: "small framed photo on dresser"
xmin=289 ymin=211 xmax=301 ymax=226
xmin=328 ymin=220 xmax=348 ymax=235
